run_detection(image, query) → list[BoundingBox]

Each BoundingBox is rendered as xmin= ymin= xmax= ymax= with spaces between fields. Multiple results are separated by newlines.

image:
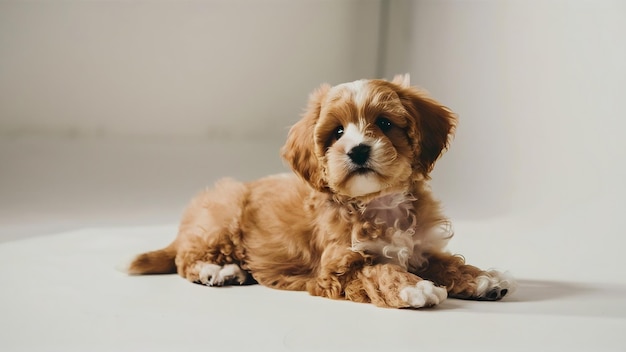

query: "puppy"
xmin=127 ymin=75 xmax=515 ymax=308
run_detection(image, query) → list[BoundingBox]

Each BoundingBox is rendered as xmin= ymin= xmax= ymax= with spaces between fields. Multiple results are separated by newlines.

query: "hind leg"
xmin=174 ymin=234 xmax=251 ymax=286
xmin=173 ymin=178 xmax=251 ymax=286
xmin=185 ymin=262 xmax=248 ymax=286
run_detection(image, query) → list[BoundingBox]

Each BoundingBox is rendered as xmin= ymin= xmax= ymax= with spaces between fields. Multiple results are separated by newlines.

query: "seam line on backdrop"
xmin=375 ymin=0 xmax=390 ymax=79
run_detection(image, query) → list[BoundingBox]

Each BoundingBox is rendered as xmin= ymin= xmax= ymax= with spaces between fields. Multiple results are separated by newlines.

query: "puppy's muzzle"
xmin=348 ymin=143 xmax=371 ymax=166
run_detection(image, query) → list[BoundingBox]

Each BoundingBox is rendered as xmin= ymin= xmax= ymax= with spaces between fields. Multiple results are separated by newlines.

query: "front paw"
xmin=453 ymin=270 xmax=517 ymax=301
xmin=399 ymin=280 xmax=448 ymax=308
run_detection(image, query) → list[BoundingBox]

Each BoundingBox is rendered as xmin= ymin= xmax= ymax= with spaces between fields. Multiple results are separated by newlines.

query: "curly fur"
xmin=127 ymin=75 xmax=516 ymax=308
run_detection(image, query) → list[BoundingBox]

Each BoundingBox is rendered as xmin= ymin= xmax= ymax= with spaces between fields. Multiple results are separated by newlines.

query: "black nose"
xmin=347 ymin=144 xmax=371 ymax=165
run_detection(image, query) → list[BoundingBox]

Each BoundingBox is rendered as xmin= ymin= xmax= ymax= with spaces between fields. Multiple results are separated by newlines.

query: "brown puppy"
xmin=127 ymin=75 xmax=515 ymax=308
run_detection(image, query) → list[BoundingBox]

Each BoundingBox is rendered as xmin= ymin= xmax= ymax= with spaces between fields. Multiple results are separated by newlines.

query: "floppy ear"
xmin=396 ymin=85 xmax=457 ymax=176
xmin=281 ymin=84 xmax=330 ymax=191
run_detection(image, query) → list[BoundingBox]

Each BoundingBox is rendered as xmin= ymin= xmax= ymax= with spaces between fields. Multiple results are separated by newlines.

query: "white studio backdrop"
xmin=0 ymin=0 xmax=395 ymax=140
xmin=1 ymin=0 xmax=625 ymax=281
xmin=414 ymin=0 xmax=626 ymax=283
xmin=414 ymin=0 xmax=626 ymax=219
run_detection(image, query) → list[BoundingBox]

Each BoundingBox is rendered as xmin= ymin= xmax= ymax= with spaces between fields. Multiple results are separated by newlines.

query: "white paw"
xmin=399 ymin=280 xmax=448 ymax=308
xmin=474 ymin=270 xmax=517 ymax=300
xmin=195 ymin=262 xmax=247 ymax=286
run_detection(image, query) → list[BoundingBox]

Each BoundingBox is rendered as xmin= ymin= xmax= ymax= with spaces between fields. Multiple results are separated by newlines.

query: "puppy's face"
xmin=282 ymin=76 xmax=456 ymax=199
xmin=317 ymin=80 xmax=415 ymax=197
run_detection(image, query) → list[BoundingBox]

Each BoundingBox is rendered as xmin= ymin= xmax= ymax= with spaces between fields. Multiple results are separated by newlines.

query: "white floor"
xmin=1 ymin=136 xmax=625 ymax=351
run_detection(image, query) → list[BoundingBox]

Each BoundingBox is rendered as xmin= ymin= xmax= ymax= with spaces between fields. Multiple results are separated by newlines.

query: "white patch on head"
xmin=347 ymin=79 xmax=369 ymax=109
xmin=327 ymin=79 xmax=370 ymax=110
xmin=399 ymin=280 xmax=447 ymax=308
xmin=342 ymin=123 xmax=366 ymax=152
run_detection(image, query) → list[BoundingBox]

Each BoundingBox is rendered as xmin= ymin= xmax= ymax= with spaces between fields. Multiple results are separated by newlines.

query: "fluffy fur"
xmin=127 ymin=75 xmax=516 ymax=308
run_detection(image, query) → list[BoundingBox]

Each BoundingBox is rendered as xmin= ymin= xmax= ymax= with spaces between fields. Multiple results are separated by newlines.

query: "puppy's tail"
xmin=124 ymin=244 xmax=177 ymax=275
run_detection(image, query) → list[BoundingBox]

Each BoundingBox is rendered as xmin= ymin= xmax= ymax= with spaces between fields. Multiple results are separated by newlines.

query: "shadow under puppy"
xmin=127 ymin=74 xmax=516 ymax=308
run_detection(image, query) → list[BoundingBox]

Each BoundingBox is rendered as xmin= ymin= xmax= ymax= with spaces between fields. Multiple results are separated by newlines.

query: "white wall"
xmin=0 ymin=0 xmax=382 ymax=140
xmin=3 ymin=0 xmax=623 ymax=220
xmin=410 ymin=0 xmax=626 ymax=281
xmin=411 ymin=0 xmax=626 ymax=220
xmin=2 ymin=0 xmax=625 ymax=282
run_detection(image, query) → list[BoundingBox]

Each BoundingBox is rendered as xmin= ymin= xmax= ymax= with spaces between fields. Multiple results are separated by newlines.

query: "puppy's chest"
xmin=360 ymin=193 xmax=415 ymax=232
xmin=349 ymin=193 xmax=444 ymax=270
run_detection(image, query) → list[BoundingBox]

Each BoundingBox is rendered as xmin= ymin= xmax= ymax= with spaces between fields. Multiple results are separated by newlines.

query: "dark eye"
xmin=375 ymin=116 xmax=393 ymax=132
xmin=334 ymin=125 xmax=344 ymax=140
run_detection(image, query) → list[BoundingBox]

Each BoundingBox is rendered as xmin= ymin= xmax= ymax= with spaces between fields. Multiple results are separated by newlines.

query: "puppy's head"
xmin=282 ymin=75 xmax=456 ymax=198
